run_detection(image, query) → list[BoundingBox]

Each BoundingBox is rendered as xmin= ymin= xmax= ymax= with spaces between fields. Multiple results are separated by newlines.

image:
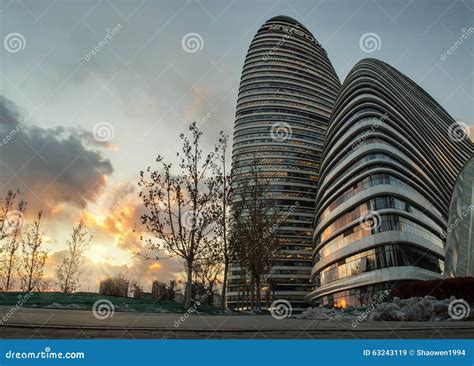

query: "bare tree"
xmin=209 ymin=131 xmax=234 ymax=309
xmin=19 ymin=211 xmax=48 ymax=292
xmin=56 ymin=220 xmax=91 ymax=293
xmin=233 ymin=156 xmax=280 ymax=312
xmin=38 ymin=278 xmax=53 ymax=292
xmin=139 ymin=122 xmax=216 ymax=308
xmin=0 ymin=190 xmax=27 ymax=291
xmin=166 ymin=280 xmax=177 ymax=301
xmin=130 ymin=281 xmax=144 ymax=299
xmin=193 ymin=255 xmax=223 ymax=293
xmin=0 ymin=190 xmax=20 ymax=238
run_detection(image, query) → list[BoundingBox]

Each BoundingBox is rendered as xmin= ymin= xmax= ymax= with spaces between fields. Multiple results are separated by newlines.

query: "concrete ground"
xmin=0 ymin=306 xmax=473 ymax=339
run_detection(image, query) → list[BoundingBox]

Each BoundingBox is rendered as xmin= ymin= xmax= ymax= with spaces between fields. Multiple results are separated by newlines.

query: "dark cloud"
xmin=0 ymin=96 xmax=114 ymax=214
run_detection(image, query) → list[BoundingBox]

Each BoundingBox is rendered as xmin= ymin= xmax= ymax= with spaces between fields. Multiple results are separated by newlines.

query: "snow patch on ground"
xmin=44 ymin=303 xmax=87 ymax=310
xmin=43 ymin=303 xmax=137 ymax=312
xmin=114 ymin=304 xmax=136 ymax=312
xmin=296 ymin=296 xmax=472 ymax=322
xmin=370 ymin=296 xmax=461 ymax=321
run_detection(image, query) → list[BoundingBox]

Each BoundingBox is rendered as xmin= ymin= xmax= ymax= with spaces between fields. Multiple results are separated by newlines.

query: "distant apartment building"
xmin=99 ymin=277 xmax=130 ymax=297
xmin=151 ymin=281 xmax=167 ymax=299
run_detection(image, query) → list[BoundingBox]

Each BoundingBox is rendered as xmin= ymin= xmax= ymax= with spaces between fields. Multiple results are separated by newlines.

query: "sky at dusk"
xmin=1 ymin=0 xmax=473 ymax=292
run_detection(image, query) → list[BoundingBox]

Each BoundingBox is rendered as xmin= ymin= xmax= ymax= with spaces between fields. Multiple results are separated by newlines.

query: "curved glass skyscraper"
xmin=228 ymin=16 xmax=341 ymax=310
xmin=445 ymin=156 xmax=474 ymax=277
xmin=307 ymin=58 xmax=474 ymax=308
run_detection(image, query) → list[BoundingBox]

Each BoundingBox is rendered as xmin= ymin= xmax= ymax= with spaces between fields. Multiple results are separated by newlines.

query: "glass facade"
xmin=320 ymin=282 xmax=395 ymax=308
xmin=445 ymin=157 xmax=474 ymax=277
xmin=306 ymin=59 xmax=474 ymax=307
xmin=227 ymin=16 xmax=341 ymax=311
xmin=317 ymin=244 xmax=443 ymax=287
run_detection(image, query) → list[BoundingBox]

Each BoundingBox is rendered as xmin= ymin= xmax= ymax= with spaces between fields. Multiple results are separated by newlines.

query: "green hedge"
xmin=0 ymin=292 xmax=218 ymax=314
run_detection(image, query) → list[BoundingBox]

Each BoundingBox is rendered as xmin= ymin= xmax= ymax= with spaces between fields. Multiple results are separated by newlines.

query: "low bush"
xmin=392 ymin=277 xmax=474 ymax=302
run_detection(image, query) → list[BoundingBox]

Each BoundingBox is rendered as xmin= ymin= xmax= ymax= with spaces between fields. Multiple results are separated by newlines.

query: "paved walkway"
xmin=1 ymin=306 xmax=472 ymax=339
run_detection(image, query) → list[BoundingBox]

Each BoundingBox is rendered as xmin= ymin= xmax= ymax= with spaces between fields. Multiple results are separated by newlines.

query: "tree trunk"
xmin=236 ymin=280 xmax=241 ymax=311
xmin=255 ymin=276 xmax=261 ymax=313
xmin=185 ymin=260 xmax=193 ymax=308
xmin=27 ymin=245 xmax=37 ymax=292
xmin=63 ymin=254 xmax=76 ymax=294
xmin=5 ymin=248 xmax=15 ymax=291
xmin=239 ymin=271 xmax=245 ymax=311
xmin=250 ymin=274 xmax=255 ymax=312
xmin=221 ymin=261 xmax=228 ymax=310
xmin=63 ymin=263 xmax=72 ymax=293
xmin=245 ymin=283 xmax=250 ymax=311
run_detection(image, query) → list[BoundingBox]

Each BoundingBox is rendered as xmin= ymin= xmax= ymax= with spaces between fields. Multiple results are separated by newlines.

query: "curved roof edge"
xmin=264 ymin=15 xmax=313 ymax=36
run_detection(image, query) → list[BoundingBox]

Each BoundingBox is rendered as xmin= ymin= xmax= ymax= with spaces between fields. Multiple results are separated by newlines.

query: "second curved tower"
xmin=307 ymin=58 xmax=473 ymax=307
